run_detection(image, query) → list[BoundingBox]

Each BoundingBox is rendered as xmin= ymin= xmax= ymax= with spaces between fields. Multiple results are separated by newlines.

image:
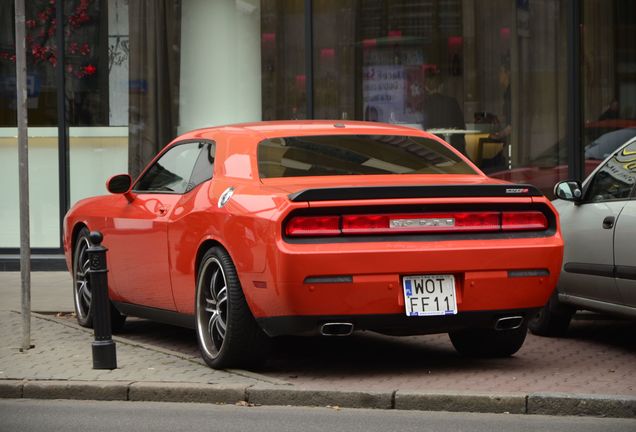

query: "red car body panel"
xmin=63 ymin=121 xmax=563 ymax=336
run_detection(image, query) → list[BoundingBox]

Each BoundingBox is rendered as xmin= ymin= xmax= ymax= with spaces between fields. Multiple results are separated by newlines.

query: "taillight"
xmin=285 ymin=211 xmax=549 ymax=237
xmin=285 ymin=215 xmax=340 ymax=237
xmin=501 ymin=211 xmax=548 ymax=231
xmin=341 ymin=212 xmax=500 ymax=234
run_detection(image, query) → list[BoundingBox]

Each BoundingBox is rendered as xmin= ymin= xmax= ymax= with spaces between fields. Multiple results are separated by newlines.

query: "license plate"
xmin=402 ymin=274 xmax=457 ymax=316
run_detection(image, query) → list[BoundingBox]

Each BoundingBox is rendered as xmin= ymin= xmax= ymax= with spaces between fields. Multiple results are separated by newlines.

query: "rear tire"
xmin=449 ymin=324 xmax=528 ymax=358
xmin=529 ymin=292 xmax=574 ymax=337
xmin=72 ymin=227 xmax=126 ymax=332
xmin=195 ymin=246 xmax=270 ymax=369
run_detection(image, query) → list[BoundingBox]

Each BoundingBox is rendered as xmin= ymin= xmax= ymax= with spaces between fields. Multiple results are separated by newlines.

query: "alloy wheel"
xmin=197 ymin=257 xmax=229 ymax=359
xmin=74 ymin=236 xmax=92 ymax=320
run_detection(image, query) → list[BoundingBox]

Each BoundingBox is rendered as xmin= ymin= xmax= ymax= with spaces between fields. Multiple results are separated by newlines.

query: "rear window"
xmin=258 ymin=134 xmax=476 ymax=178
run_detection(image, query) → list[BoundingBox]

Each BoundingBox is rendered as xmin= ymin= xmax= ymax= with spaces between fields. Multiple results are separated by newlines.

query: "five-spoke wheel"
xmin=195 ymin=247 xmax=269 ymax=369
xmin=72 ymin=227 xmax=126 ymax=331
xmin=197 ymin=256 xmax=229 ymax=359
xmin=73 ymin=229 xmax=93 ymax=327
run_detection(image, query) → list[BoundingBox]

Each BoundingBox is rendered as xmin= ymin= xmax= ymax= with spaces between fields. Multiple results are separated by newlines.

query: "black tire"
xmin=72 ymin=227 xmax=126 ymax=332
xmin=449 ymin=324 xmax=528 ymax=358
xmin=528 ymin=292 xmax=574 ymax=337
xmin=109 ymin=302 xmax=127 ymax=333
xmin=195 ymin=246 xmax=270 ymax=369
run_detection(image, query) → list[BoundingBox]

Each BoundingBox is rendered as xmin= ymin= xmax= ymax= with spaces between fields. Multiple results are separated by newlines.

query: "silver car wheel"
xmin=197 ymin=257 xmax=229 ymax=359
xmin=73 ymin=236 xmax=92 ymax=320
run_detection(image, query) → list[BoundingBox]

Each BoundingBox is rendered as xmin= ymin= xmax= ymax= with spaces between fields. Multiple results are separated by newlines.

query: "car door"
xmin=556 ymin=143 xmax=636 ymax=304
xmin=613 ymin=142 xmax=636 ymax=309
xmin=107 ymin=141 xmax=205 ymax=310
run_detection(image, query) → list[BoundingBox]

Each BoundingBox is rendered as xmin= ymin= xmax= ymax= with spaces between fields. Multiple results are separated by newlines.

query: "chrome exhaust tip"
xmin=320 ymin=322 xmax=354 ymax=336
xmin=494 ymin=316 xmax=524 ymax=331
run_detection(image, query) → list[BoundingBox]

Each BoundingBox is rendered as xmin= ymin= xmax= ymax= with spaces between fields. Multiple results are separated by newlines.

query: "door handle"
xmin=602 ymin=216 xmax=615 ymax=229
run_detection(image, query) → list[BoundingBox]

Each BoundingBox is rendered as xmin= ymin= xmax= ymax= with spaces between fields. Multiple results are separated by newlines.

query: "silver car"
xmin=530 ymin=136 xmax=636 ymax=336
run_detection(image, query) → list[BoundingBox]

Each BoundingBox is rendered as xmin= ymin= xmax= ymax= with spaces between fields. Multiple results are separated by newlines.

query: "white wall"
xmin=0 ymin=128 xmax=128 ymax=248
xmin=0 ymin=130 xmax=59 ymax=248
xmin=178 ymin=0 xmax=262 ymax=133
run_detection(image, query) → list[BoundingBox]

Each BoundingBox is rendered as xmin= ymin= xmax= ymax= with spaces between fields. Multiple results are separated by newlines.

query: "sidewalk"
xmin=0 ymin=272 xmax=635 ymax=418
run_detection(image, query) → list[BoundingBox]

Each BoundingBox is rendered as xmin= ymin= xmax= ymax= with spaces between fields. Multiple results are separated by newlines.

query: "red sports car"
xmin=63 ymin=121 xmax=563 ymax=369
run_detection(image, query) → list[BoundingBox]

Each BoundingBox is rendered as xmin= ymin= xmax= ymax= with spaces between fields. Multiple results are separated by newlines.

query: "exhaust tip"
xmin=494 ymin=316 xmax=524 ymax=331
xmin=320 ymin=322 xmax=354 ymax=336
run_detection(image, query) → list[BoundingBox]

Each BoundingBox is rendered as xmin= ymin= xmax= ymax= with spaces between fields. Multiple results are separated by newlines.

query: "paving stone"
xmin=0 ymin=311 xmax=265 ymax=387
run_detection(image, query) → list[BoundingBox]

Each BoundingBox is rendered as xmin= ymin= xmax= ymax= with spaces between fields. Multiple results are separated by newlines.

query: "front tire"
xmin=73 ymin=228 xmax=93 ymax=328
xmin=72 ymin=227 xmax=126 ymax=331
xmin=195 ymin=247 xmax=269 ymax=369
xmin=449 ymin=324 xmax=528 ymax=358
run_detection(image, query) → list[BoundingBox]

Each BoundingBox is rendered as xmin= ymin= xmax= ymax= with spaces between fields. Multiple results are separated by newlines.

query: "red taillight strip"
xmin=285 ymin=211 xmax=549 ymax=237
xmin=501 ymin=211 xmax=548 ymax=231
xmin=285 ymin=215 xmax=340 ymax=237
xmin=342 ymin=212 xmax=500 ymax=234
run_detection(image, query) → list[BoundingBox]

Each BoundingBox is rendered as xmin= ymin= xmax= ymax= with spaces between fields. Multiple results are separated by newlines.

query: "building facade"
xmin=0 ymin=0 xmax=635 ymax=266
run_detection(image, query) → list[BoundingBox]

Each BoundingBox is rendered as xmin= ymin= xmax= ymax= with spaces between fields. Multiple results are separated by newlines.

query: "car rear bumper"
xmin=256 ymin=308 xmax=539 ymax=337
xmin=241 ymin=235 xmax=563 ymax=320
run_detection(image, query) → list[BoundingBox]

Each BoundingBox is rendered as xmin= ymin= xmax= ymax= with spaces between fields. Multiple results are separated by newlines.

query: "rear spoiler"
xmin=288 ymin=184 xmax=543 ymax=202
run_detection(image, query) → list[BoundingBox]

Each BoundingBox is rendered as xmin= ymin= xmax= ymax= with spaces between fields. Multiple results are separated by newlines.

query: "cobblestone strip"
xmin=36 ymin=313 xmax=291 ymax=386
xmin=0 ymin=311 xmax=263 ymax=386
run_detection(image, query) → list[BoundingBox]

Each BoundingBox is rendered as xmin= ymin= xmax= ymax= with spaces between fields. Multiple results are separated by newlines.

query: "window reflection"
xmin=310 ymin=0 xmax=569 ymax=195
xmin=583 ymin=0 xmax=636 ymax=177
xmin=586 ymin=141 xmax=636 ymax=202
xmin=258 ymin=134 xmax=476 ymax=178
xmin=261 ymin=0 xmax=307 ymax=120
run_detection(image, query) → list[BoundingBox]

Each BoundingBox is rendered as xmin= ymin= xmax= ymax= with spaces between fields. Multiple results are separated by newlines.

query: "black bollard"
xmin=87 ymin=231 xmax=117 ymax=369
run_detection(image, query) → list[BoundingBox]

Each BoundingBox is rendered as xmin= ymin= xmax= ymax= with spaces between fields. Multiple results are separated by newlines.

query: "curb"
xmin=395 ymin=390 xmax=527 ymax=414
xmin=1 ymin=379 xmax=634 ymax=418
xmin=527 ymin=392 xmax=636 ymax=418
xmin=246 ymin=385 xmax=393 ymax=409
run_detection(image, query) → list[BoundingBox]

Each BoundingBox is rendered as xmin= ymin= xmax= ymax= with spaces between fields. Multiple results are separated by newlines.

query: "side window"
xmin=585 ymin=141 xmax=636 ymax=203
xmin=135 ymin=142 xmax=202 ymax=194
xmin=187 ymin=141 xmax=215 ymax=192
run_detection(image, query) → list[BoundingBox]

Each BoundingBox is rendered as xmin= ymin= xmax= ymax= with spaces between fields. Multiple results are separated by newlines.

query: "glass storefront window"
xmin=0 ymin=1 xmax=64 ymax=248
xmin=0 ymin=0 xmax=106 ymax=127
xmin=313 ymin=0 xmax=355 ymax=120
xmin=261 ymin=0 xmax=306 ymax=120
xmin=582 ymin=0 xmax=636 ymax=178
xmin=2 ymin=0 xmax=633 ymax=251
xmin=310 ymin=0 xmax=568 ymax=196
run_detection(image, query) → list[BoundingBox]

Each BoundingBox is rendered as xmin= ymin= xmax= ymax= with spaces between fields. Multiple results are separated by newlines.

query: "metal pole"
xmin=567 ymin=0 xmax=583 ymax=181
xmin=87 ymin=231 xmax=117 ymax=369
xmin=56 ymin=0 xmax=70 ymax=245
xmin=15 ymin=0 xmax=32 ymax=352
xmin=304 ymin=0 xmax=314 ymax=119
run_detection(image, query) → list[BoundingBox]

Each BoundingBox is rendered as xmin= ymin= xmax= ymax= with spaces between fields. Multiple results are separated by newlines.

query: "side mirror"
xmin=106 ymin=174 xmax=135 ymax=202
xmin=554 ymin=180 xmax=583 ymax=202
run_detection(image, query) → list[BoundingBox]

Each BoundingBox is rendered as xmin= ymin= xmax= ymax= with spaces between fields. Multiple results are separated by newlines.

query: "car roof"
xmin=177 ymin=120 xmax=428 ymax=142
xmin=165 ymin=121 xmax=479 ymax=181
